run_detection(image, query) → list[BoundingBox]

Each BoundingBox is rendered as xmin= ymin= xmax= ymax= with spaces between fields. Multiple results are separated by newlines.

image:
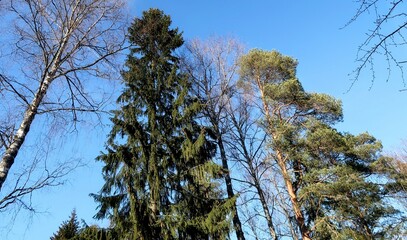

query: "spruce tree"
xmin=51 ymin=210 xmax=80 ymax=240
xmin=78 ymin=226 xmax=117 ymax=240
xmin=92 ymin=9 xmax=231 ymax=240
xmin=51 ymin=211 xmax=117 ymax=240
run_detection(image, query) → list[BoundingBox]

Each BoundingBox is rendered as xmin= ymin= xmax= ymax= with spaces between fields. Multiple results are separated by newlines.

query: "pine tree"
xmin=239 ymin=49 xmax=405 ymax=239
xmin=92 ymin=9 xmax=231 ymax=240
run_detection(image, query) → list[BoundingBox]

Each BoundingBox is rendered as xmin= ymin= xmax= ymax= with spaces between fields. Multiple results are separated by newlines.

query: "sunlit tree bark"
xmin=0 ymin=0 xmax=127 ymax=193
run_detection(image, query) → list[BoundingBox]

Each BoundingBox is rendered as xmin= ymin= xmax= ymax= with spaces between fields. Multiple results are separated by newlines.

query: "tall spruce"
xmin=239 ymin=49 xmax=405 ymax=239
xmin=92 ymin=9 xmax=232 ymax=240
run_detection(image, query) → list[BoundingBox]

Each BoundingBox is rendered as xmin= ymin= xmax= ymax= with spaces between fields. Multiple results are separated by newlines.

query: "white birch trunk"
xmin=0 ymin=69 xmax=58 ymax=190
xmin=0 ymin=0 xmax=125 ymax=192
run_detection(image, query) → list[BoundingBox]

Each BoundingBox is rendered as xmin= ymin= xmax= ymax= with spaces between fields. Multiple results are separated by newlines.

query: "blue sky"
xmin=3 ymin=1 xmax=407 ymax=239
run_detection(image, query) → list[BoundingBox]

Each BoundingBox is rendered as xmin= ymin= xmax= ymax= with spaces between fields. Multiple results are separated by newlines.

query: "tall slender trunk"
xmin=0 ymin=74 xmax=53 ymax=190
xmin=247 ymin=156 xmax=278 ymax=238
xmin=217 ymin=135 xmax=246 ymax=240
xmin=0 ymin=27 xmax=70 ymax=191
xmin=256 ymin=79 xmax=311 ymax=240
xmin=148 ymin=106 xmax=161 ymax=239
xmin=275 ymin=149 xmax=311 ymax=240
xmin=234 ymin=119 xmax=278 ymax=239
xmin=255 ymin=180 xmax=278 ymax=239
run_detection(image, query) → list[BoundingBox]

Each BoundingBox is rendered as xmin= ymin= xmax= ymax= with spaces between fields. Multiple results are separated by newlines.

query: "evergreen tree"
xmin=78 ymin=226 xmax=117 ymax=240
xmin=239 ymin=49 xmax=405 ymax=239
xmin=92 ymin=9 xmax=232 ymax=240
xmin=51 ymin=211 xmax=117 ymax=240
xmin=51 ymin=210 xmax=80 ymax=240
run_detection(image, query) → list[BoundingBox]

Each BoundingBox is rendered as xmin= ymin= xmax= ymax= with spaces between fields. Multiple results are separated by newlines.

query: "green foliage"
xmin=239 ymin=49 xmax=406 ymax=239
xmin=51 ymin=210 xmax=80 ymax=240
xmin=51 ymin=211 xmax=116 ymax=240
xmin=92 ymin=8 xmax=231 ymax=240
xmin=77 ymin=226 xmax=117 ymax=240
xmin=239 ymin=49 xmax=298 ymax=86
xmin=373 ymin=156 xmax=407 ymax=194
xmin=302 ymin=121 xmax=406 ymax=239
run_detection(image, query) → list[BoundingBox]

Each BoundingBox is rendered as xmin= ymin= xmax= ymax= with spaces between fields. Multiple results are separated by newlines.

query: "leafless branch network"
xmin=347 ymin=0 xmax=407 ymax=89
xmin=0 ymin=0 xmax=128 ymax=210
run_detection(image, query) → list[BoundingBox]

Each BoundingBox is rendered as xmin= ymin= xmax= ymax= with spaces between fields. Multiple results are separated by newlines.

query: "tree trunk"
xmin=217 ymin=136 xmax=246 ymax=240
xmin=0 ymin=31 xmax=69 ymax=191
xmin=258 ymin=80 xmax=311 ymax=240
xmin=236 ymin=122 xmax=278 ymax=239
xmin=0 ymin=73 xmax=54 ymax=190
xmin=276 ymin=150 xmax=311 ymax=240
xmin=255 ymin=181 xmax=278 ymax=239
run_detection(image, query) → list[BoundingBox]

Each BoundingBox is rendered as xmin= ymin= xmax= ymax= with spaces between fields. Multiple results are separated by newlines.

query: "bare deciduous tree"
xmin=182 ymin=37 xmax=297 ymax=240
xmin=0 ymin=147 xmax=79 ymax=213
xmin=348 ymin=0 xmax=407 ymax=87
xmin=0 ymin=0 xmax=127 ymax=202
xmin=180 ymin=36 xmax=247 ymax=240
xmin=226 ymin=94 xmax=279 ymax=240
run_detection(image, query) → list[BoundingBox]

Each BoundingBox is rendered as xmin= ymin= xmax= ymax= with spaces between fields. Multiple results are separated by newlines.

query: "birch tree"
xmin=0 ymin=0 xmax=126 ymax=199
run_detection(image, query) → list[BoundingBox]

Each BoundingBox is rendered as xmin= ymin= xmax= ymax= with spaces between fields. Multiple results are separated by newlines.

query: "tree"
xmin=226 ymin=93 xmax=279 ymax=239
xmin=348 ymin=0 xmax=407 ymax=86
xmin=239 ymin=49 xmax=310 ymax=239
xmin=0 ymin=0 xmax=127 ymax=210
xmin=51 ymin=210 xmax=81 ymax=240
xmin=51 ymin=210 xmax=118 ymax=240
xmin=0 ymin=153 xmax=77 ymax=212
xmin=92 ymin=9 xmax=232 ymax=239
xmin=375 ymin=143 xmax=407 ymax=211
xmin=239 ymin=49 xmax=406 ymax=239
xmin=77 ymin=226 xmax=117 ymax=240
xmin=181 ymin=37 xmax=247 ymax=240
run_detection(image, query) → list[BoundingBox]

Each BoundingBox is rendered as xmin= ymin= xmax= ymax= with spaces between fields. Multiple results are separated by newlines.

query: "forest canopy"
xmin=51 ymin=8 xmax=406 ymax=240
xmin=0 ymin=1 xmax=405 ymax=240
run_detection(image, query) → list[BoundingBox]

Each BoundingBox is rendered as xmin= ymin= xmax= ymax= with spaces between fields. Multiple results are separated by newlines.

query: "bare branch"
xmin=348 ymin=0 xmax=407 ymax=88
xmin=0 ymin=0 xmax=127 ymax=205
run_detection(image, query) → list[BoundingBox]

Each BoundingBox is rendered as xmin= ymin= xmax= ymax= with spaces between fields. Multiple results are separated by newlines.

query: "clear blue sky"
xmin=3 ymin=1 xmax=407 ymax=239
